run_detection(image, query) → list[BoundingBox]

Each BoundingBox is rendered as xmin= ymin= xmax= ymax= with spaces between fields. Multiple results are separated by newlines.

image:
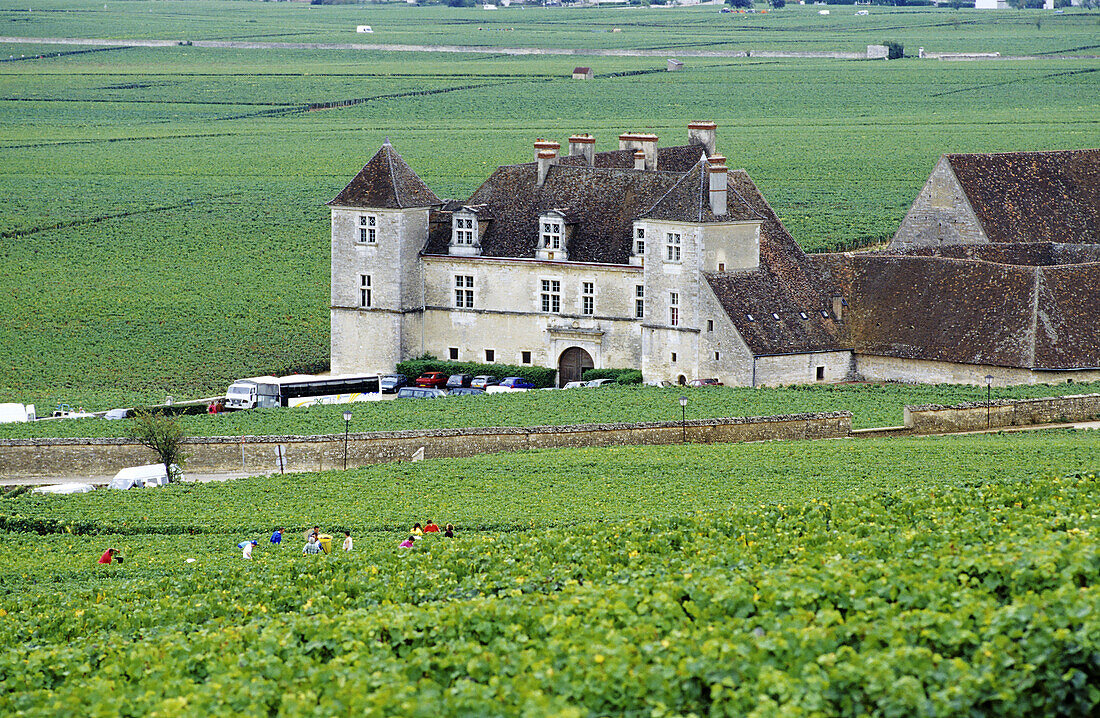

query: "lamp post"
xmin=342 ymin=410 xmax=352 ymax=470
xmin=984 ymin=375 xmax=994 ymax=429
xmin=679 ymin=396 xmax=688 ymax=443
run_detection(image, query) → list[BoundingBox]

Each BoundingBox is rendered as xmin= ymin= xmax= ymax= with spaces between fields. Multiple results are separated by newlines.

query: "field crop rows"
xmin=0 ymin=431 xmax=1096 ymax=714
xmin=1 ymin=1 xmax=1098 ymax=411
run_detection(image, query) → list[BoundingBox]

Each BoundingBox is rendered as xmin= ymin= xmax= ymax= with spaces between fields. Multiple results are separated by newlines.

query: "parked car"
xmin=102 ymin=408 xmax=130 ymax=420
xmin=397 ymin=387 xmax=447 ymax=399
xmin=414 ymin=372 xmax=449 ymax=389
xmin=645 ymin=380 xmax=674 ymax=388
xmin=585 ymin=378 xmax=617 ymax=388
xmin=448 ymin=387 xmax=485 ymax=397
xmin=687 ymin=378 xmax=723 ymax=387
xmin=380 ymin=374 xmax=408 ymax=394
xmin=562 ymin=381 xmax=587 ymax=389
xmin=471 ymin=375 xmax=499 ymax=389
xmin=446 ymin=373 xmax=473 ymax=389
xmin=499 ymin=376 xmax=535 ymax=390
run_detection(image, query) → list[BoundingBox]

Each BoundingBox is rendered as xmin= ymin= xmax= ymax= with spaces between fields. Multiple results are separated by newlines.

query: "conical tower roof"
xmin=328 ymin=141 xmax=441 ymax=209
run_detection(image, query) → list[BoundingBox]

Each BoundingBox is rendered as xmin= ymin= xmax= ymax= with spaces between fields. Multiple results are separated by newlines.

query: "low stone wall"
xmin=0 ymin=412 xmax=852 ymax=479
xmin=904 ymin=394 xmax=1100 ymax=434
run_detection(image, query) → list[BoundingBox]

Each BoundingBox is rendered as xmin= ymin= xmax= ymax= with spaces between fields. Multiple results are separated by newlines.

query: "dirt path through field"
xmin=5 ymin=35 xmax=1098 ymax=60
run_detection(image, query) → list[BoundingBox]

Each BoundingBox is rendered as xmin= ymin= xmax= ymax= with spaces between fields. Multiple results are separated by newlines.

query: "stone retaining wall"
xmin=0 ymin=412 xmax=851 ymax=479
xmin=904 ymin=394 xmax=1100 ymax=434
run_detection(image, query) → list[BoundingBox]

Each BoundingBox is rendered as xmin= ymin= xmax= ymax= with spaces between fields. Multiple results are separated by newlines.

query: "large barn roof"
xmin=946 ymin=149 xmax=1100 ymax=245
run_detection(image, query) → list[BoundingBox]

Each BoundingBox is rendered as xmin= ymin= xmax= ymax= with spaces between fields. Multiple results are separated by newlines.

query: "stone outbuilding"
xmin=571 ymin=67 xmax=593 ymax=80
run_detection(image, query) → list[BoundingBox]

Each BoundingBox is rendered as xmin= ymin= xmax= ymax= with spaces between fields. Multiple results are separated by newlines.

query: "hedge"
xmin=581 ymin=368 xmax=643 ymax=385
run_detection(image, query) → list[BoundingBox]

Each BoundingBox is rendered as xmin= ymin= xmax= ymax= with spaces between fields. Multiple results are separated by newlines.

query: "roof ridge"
xmin=385 ymin=144 xmax=402 ymax=208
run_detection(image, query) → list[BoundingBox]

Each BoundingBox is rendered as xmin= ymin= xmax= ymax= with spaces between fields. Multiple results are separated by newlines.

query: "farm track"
xmin=929 ymin=66 xmax=1099 ymax=98
xmin=3 ymin=35 xmax=1099 ymax=60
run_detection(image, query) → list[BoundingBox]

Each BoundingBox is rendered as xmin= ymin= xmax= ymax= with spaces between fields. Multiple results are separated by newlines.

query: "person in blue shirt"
xmin=271 ymin=528 xmax=283 ymax=546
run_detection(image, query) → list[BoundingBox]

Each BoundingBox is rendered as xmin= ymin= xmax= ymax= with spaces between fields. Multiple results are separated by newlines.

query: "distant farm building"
xmin=356 ymin=25 xmax=373 ymax=33
xmin=572 ymin=67 xmax=593 ymax=80
xmin=667 ymin=58 xmax=684 ymax=72
xmin=975 ymin=0 xmax=1008 ymax=7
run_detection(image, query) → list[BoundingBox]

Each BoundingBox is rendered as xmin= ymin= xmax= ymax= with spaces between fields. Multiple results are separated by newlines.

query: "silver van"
xmin=396 ymin=387 xmax=447 ymax=399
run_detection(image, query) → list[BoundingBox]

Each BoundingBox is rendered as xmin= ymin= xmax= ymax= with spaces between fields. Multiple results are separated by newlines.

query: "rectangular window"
xmin=449 ymin=347 xmax=459 ymax=361
xmin=665 ymin=232 xmax=681 ymax=262
xmin=671 ymin=352 xmax=677 ymax=363
xmin=718 ymin=262 xmax=726 ymax=272
xmin=485 ymin=349 xmax=495 ymax=363
xmin=358 ymin=274 xmax=372 ymax=308
xmin=581 ymin=281 xmax=594 ymax=316
xmin=635 ymin=285 xmax=644 ymax=319
xmin=669 ymin=292 xmax=679 ymax=327
xmin=634 ymin=227 xmax=645 ymax=256
xmin=707 ymin=319 xmax=714 ymax=332
xmin=540 ymin=279 xmax=561 ymax=313
xmin=816 ymin=366 xmax=825 ymax=381
xmin=453 ymin=216 xmax=475 ymax=245
xmin=541 ymin=220 xmax=562 ymax=250
xmin=714 ymin=351 xmax=721 ymax=361
xmin=358 ymin=214 xmax=377 ymax=244
xmin=454 ymin=275 xmax=474 ymax=308
xmin=521 ymin=351 xmax=532 ymax=364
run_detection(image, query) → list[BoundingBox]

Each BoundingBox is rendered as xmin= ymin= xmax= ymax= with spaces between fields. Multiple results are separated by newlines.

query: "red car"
xmin=414 ymin=372 xmax=449 ymax=388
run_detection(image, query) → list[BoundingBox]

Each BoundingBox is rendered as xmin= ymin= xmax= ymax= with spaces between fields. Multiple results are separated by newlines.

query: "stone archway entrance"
xmin=558 ymin=347 xmax=594 ymax=387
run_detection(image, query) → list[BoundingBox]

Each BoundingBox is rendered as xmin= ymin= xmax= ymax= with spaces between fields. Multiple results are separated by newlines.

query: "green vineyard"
xmin=1 ymin=432 xmax=1097 ymax=715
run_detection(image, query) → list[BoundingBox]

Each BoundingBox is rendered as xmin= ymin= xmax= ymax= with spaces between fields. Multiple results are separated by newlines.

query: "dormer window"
xmin=635 ymin=227 xmax=645 ymax=256
xmin=536 ymin=211 xmax=570 ymax=261
xmin=542 ymin=220 xmax=562 ymax=250
xmin=449 ymin=210 xmax=482 ymax=257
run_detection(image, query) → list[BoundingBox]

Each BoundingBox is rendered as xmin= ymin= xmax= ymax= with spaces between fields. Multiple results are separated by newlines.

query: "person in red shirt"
xmin=97 ymin=548 xmax=117 ymax=564
xmin=423 ymin=520 xmax=440 ymax=534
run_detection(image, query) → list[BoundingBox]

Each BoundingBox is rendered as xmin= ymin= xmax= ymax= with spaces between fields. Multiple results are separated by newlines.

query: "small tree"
xmin=770 ymin=0 xmax=785 ymax=8
xmin=882 ymin=41 xmax=904 ymax=59
xmin=129 ymin=410 xmax=186 ymax=483
xmin=726 ymin=0 xmax=753 ymax=8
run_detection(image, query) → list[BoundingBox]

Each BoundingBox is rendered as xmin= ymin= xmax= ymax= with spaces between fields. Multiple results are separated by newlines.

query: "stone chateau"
xmin=329 ymin=125 xmax=1100 ymax=387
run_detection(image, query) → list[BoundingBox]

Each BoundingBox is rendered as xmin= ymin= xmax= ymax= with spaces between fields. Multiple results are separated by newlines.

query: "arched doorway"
xmin=558 ymin=347 xmax=594 ymax=387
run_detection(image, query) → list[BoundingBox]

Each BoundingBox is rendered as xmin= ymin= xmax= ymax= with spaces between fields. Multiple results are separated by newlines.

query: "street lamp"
xmin=679 ymin=396 xmax=688 ymax=443
xmin=984 ymin=375 xmax=994 ymax=429
xmin=342 ymin=410 xmax=353 ymax=470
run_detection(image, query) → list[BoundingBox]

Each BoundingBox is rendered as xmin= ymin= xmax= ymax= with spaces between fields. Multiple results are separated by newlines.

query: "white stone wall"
xmin=330 ymin=206 xmax=430 ymax=374
xmin=753 ymin=351 xmax=853 ymax=387
xmin=889 ymin=157 xmax=988 ymax=250
xmin=641 ymin=220 xmax=703 ymax=382
xmin=697 ymin=283 xmax=754 ymax=386
xmin=422 ymin=255 xmax=643 ymax=372
xmin=701 ymin=222 xmax=760 ymax=272
xmin=855 ymin=354 xmax=1100 ymax=386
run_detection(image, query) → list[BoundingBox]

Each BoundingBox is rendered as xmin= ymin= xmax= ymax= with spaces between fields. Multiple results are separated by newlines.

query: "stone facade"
xmin=329 ymin=125 xmax=847 ymax=387
xmin=890 ymin=157 xmax=987 ymax=249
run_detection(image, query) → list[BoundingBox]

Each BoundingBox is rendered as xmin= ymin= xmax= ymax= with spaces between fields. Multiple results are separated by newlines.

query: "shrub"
xmin=580 ymin=368 xmax=642 ymax=385
xmin=726 ymin=0 xmax=753 ymax=8
xmin=882 ymin=41 xmax=904 ymax=59
xmin=396 ymin=360 xmax=557 ymax=388
xmin=770 ymin=0 xmax=785 ymax=7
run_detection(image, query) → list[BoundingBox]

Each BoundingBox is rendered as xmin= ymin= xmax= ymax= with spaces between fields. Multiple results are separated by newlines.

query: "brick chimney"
xmin=568 ymin=134 xmax=595 ymax=166
xmin=535 ymin=140 xmax=560 ymax=186
xmin=633 ymin=149 xmax=646 ymax=171
xmin=708 ymin=154 xmax=728 ymax=216
xmin=688 ymin=121 xmax=717 ymax=157
xmin=619 ymin=132 xmax=658 ymax=170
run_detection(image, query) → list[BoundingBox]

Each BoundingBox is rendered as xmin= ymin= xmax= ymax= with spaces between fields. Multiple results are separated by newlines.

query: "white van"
xmin=108 ymin=463 xmax=182 ymax=489
xmin=0 ymin=403 xmax=35 ymax=423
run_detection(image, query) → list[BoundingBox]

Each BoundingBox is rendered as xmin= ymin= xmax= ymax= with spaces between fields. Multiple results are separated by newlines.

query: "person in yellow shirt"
xmin=410 ymin=523 xmax=424 ymax=536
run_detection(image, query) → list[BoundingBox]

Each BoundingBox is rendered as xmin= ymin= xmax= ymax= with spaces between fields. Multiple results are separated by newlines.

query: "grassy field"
xmin=2 ymin=379 xmax=1099 ymax=438
xmin=1 ymin=1 xmax=1098 ymax=412
xmin=0 ymin=432 xmax=1096 ymax=714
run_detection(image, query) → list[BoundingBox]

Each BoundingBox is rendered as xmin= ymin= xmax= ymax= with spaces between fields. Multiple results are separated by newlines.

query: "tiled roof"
xmin=424 ymin=163 xmax=684 ymax=263
xmin=328 ymin=141 xmax=442 ymax=209
xmin=876 ymin=242 xmax=1100 ymax=267
xmin=704 ymin=170 xmax=846 ymax=355
xmin=641 ymin=162 xmax=762 ymax=223
xmin=558 ymin=144 xmax=706 ymax=172
xmin=827 ymin=253 xmax=1100 ymax=370
xmin=947 ymin=149 xmax=1100 ymax=244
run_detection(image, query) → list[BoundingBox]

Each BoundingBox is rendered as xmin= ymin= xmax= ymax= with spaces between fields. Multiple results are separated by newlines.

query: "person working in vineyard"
xmin=303 ymin=536 xmax=323 ymax=556
xmin=342 ymin=531 xmax=353 ymax=552
xmin=410 ymin=523 xmax=424 ymax=536
xmin=423 ymin=520 xmax=440 ymax=534
xmin=271 ymin=528 xmax=283 ymax=547
xmin=399 ymin=535 xmax=416 ymax=549
xmin=97 ymin=547 xmax=119 ymax=564
xmin=444 ymin=524 xmax=455 ymax=538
